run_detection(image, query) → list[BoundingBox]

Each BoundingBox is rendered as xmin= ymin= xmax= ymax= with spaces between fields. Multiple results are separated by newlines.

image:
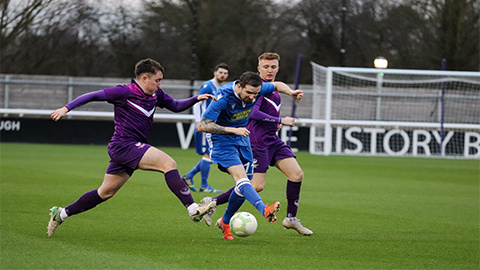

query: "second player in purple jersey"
xmin=247 ymin=91 xmax=283 ymax=146
xmin=246 ymin=90 xmax=296 ymax=173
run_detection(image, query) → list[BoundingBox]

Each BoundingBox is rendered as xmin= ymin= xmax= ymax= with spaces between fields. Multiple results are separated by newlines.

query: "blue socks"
xmin=186 ymin=161 xmax=201 ymax=179
xmin=223 ymin=190 xmax=245 ymax=224
xmin=199 ymin=157 xmax=212 ymax=188
xmin=222 ymin=178 xmax=266 ymax=224
xmin=186 ymin=157 xmax=212 ymax=188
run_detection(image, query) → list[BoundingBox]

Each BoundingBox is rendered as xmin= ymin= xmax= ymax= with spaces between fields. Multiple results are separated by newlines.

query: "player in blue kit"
xmin=47 ymin=58 xmax=216 ymax=237
xmin=248 ymin=52 xmax=312 ymax=235
xmin=197 ymin=71 xmax=303 ymax=240
xmin=182 ymin=63 xmax=229 ymax=193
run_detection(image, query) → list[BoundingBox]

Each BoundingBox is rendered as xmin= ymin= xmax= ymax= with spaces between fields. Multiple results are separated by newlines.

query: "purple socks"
xmin=65 ymin=189 xmax=105 ymax=216
xmin=286 ymin=180 xmax=301 ymax=218
xmin=165 ymin=169 xmax=195 ymax=207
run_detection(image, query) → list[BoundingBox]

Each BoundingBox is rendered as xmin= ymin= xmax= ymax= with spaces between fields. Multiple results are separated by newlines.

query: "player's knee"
xmin=98 ymin=189 xmax=116 ymax=200
xmin=291 ymin=169 xmax=304 ymax=182
xmin=101 ymin=193 xmax=114 ymax=200
xmin=163 ymin=159 xmax=177 ymax=171
xmin=251 ymin=182 xmax=264 ymax=192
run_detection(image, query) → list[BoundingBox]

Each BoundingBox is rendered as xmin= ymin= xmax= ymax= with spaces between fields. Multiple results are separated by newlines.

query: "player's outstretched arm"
xmin=197 ymin=117 xmax=250 ymax=137
xmin=272 ymin=82 xmax=304 ymax=100
xmin=51 ymin=90 xmax=107 ymax=121
xmin=166 ymin=94 xmax=217 ymax=112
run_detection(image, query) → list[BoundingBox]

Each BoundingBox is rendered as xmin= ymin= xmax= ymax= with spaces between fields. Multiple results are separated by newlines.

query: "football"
xmin=230 ymin=212 xmax=258 ymax=237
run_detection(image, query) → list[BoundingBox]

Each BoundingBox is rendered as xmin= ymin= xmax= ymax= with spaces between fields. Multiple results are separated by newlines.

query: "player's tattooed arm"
xmin=197 ymin=117 xmax=250 ymax=137
xmin=197 ymin=117 xmax=228 ymax=134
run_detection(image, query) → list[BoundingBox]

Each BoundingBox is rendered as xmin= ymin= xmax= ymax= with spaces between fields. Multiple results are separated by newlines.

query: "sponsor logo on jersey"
xmin=231 ymin=108 xmax=252 ymax=121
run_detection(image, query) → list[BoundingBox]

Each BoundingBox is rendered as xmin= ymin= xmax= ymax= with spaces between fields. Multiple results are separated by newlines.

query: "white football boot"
xmin=282 ymin=217 xmax=313 ymax=235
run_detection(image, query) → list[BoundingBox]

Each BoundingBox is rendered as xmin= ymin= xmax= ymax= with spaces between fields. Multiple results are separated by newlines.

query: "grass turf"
xmin=0 ymin=143 xmax=478 ymax=269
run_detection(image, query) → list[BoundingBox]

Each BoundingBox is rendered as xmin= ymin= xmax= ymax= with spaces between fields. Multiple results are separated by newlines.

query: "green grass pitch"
xmin=1 ymin=143 xmax=478 ymax=269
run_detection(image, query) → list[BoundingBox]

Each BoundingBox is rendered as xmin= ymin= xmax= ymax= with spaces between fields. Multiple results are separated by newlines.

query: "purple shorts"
xmin=251 ymin=138 xmax=296 ymax=173
xmin=106 ymin=141 xmax=151 ymax=176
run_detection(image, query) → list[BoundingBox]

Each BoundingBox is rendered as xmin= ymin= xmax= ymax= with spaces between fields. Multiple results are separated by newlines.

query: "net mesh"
xmin=310 ymin=62 xmax=480 ymax=158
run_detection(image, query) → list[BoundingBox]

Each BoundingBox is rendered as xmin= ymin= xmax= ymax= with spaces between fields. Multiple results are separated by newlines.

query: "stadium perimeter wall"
xmin=0 ymin=74 xmax=311 ymax=151
xmin=0 ymin=117 xmax=311 ymax=151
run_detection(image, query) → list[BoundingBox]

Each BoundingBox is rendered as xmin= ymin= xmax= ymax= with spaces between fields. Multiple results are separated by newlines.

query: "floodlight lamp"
xmin=374 ymin=56 xmax=388 ymax=69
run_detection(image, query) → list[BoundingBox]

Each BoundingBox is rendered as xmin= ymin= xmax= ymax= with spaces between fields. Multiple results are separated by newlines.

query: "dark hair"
xmin=135 ymin=58 xmax=165 ymax=78
xmin=214 ymin=62 xmax=229 ymax=71
xmin=238 ymin=71 xmax=263 ymax=88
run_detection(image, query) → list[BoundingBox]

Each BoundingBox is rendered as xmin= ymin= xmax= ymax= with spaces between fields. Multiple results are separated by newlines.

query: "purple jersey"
xmin=66 ymin=80 xmax=198 ymax=145
xmin=104 ymin=82 xmax=167 ymax=144
xmin=246 ymin=91 xmax=282 ymax=146
xmin=247 ymin=89 xmax=295 ymax=173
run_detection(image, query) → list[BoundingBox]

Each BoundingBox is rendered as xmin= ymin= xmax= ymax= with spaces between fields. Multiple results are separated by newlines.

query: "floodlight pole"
xmin=189 ymin=0 xmax=199 ymax=99
xmin=340 ymin=0 xmax=347 ymax=66
xmin=287 ymin=54 xmax=303 ymax=146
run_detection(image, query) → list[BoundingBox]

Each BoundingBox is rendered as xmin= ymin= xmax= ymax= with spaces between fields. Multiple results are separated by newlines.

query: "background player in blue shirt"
xmin=182 ymin=63 xmax=229 ymax=194
xmin=47 ymin=58 xmax=217 ymax=237
xmin=248 ymin=52 xmax=312 ymax=235
xmin=197 ymin=71 xmax=303 ymax=240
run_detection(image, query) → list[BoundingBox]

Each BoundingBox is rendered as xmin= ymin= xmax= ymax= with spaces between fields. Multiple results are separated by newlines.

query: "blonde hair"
xmin=258 ymin=52 xmax=280 ymax=62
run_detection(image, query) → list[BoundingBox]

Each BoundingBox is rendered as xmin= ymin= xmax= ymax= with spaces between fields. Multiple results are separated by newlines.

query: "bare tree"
xmin=1 ymin=0 xmax=54 ymax=51
xmin=294 ymin=0 xmax=479 ymax=71
xmin=140 ymin=0 xmax=304 ymax=80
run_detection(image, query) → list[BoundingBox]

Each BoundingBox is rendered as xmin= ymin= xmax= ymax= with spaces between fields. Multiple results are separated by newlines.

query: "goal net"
xmin=308 ymin=62 xmax=480 ymax=159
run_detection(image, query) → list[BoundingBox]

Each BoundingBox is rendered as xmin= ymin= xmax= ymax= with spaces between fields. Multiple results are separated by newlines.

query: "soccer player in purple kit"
xmin=47 ymin=58 xmax=216 ymax=237
xmin=248 ymin=52 xmax=312 ymax=235
xmin=182 ymin=63 xmax=229 ymax=193
xmin=197 ymin=71 xmax=303 ymax=240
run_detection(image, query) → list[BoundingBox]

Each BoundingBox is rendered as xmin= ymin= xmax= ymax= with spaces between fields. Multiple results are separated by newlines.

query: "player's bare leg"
xmin=251 ymin=172 xmax=266 ymax=192
xmin=98 ymin=173 xmax=130 ymax=199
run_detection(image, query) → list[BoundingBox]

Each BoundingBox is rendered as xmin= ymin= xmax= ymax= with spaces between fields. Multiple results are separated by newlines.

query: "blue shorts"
xmin=211 ymin=143 xmax=254 ymax=180
xmin=194 ymin=130 xmax=212 ymax=155
xmin=106 ymin=141 xmax=151 ymax=176
xmin=252 ymin=138 xmax=296 ymax=173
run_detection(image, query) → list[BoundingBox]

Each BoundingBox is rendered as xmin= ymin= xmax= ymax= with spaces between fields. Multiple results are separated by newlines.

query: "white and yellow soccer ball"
xmin=230 ymin=212 xmax=258 ymax=237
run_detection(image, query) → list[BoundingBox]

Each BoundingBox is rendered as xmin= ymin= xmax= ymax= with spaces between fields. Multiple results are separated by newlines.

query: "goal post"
xmin=307 ymin=62 xmax=480 ymax=159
